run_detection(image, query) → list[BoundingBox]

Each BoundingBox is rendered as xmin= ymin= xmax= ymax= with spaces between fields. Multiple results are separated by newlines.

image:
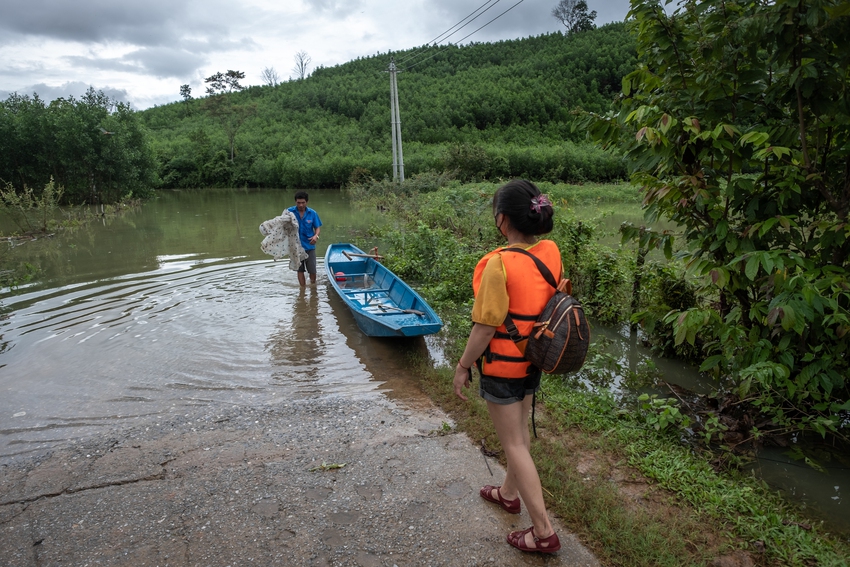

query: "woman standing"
xmin=453 ymin=179 xmax=561 ymax=553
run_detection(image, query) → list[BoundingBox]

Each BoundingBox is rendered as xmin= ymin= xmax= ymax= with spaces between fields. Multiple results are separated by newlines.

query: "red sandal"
xmin=507 ymin=526 xmax=561 ymax=553
xmin=479 ymin=485 xmax=521 ymax=514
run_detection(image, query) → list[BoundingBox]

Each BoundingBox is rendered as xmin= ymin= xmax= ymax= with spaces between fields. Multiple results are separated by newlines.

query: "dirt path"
xmin=1 ymin=395 xmax=600 ymax=566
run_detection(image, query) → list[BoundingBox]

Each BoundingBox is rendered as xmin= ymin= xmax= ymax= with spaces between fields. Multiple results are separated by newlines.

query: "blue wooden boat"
xmin=325 ymin=243 xmax=443 ymax=337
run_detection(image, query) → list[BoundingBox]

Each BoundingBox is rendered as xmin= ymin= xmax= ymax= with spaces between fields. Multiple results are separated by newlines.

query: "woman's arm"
xmin=453 ymin=323 xmax=497 ymax=400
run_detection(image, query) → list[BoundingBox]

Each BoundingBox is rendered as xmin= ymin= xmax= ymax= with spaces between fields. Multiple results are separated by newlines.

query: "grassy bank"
xmin=411 ymin=359 xmax=849 ymax=566
xmin=349 ymin=178 xmax=850 ymax=566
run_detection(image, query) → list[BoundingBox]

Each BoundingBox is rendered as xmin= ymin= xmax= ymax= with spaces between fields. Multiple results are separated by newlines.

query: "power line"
xmin=453 ymin=0 xmax=528 ymax=46
xmin=398 ymin=0 xmax=502 ymax=67
xmin=402 ymin=0 xmax=529 ymax=71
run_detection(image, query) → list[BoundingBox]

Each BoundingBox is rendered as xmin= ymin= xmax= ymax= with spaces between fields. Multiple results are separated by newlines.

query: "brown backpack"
xmin=501 ymin=248 xmax=590 ymax=375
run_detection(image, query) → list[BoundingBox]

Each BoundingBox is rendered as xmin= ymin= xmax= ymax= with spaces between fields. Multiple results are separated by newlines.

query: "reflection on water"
xmin=588 ymin=322 xmax=717 ymax=395
xmin=267 ymin=288 xmax=327 ymax=386
xmin=749 ymin=445 xmax=850 ymax=535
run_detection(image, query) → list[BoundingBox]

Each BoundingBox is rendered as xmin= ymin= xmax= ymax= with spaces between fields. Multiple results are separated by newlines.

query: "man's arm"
xmin=310 ymin=212 xmax=321 ymax=243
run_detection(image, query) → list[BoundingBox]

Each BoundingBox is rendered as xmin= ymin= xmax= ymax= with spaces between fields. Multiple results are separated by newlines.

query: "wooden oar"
xmin=343 ymin=251 xmax=385 ymax=260
xmin=375 ymin=304 xmax=426 ymax=316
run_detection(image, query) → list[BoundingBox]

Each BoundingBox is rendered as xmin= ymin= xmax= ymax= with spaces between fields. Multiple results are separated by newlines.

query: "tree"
xmin=179 ymin=84 xmax=193 ymax=117
xmin=580 ymin=1 xmax=850 ymax=437
xmin=292 ymin=51 xmax=311 ymax=80
xmin=552 ymin=0 xmax=597 ymax=34
xmin=261 ymin=67 xmax=280 ymax=87
xmin=204 ymin=70 xmax=246 ymax=95
xmin=203 ymin=95 xmax=256 ymax=163
xmin=0 ymin=89 xmax=154 ymax=204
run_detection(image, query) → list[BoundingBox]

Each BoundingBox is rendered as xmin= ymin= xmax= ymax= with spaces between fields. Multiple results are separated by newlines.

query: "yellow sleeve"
xmin=471 ymin=255 xmax=510 ymax=327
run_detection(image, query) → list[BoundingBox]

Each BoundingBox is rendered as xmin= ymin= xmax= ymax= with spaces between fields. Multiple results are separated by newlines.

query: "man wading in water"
xmin=287 ymin=191 xmax=322 ymax=286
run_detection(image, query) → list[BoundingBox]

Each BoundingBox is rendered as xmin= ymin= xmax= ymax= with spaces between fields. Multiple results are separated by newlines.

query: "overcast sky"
xmin=0 ymin=0 xmax=631 ymax=110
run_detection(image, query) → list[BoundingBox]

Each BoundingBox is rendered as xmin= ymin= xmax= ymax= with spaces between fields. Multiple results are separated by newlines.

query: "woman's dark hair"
xmin=493 ymin=179 xmax=554 ymax=235
xmin=294 ymin=190 xmax=309 ymax=201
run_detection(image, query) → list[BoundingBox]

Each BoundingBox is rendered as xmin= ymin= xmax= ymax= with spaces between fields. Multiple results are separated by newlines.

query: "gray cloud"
xmin=63 ymin=49 xmax=203 ymax=79
xmin=123 ymin=47 xmax=210 ymax=79
xmin=0 ymin=0 xmax=184 ymax=45
xmin=423 ymin=0 xmax=630 ymax=45
xmin=0 ymin=0 xmax=242 ymax=46
xmin=63 ymin=37 xmax=257 ymax=80
xmin=302 ymin=0 xmax=366 ymax=17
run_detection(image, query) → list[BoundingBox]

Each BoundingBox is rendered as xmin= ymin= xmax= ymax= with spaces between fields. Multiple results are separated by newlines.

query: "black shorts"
xmin=298 ymin=249 xmax=317 ymax=274
xmin=478 ymin=368 xmax=541 ymax=405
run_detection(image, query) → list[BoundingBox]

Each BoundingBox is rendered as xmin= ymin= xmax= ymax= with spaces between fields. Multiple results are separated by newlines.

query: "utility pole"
xmin=387 ymin=58 xmax=405 ymax=183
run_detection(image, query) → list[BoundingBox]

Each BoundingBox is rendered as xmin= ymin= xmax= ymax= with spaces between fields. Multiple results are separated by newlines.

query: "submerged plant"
xmin=0 ymin=178 xmax=64 ymax=235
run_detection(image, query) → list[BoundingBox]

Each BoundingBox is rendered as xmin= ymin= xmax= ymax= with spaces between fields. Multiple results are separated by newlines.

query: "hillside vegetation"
xmin=140 ymin=23 xmax=635 ymax=189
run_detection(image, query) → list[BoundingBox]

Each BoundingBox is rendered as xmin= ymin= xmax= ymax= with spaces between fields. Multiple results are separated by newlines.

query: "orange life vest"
xmin=472 ymin=240 xmax=562 ymax=379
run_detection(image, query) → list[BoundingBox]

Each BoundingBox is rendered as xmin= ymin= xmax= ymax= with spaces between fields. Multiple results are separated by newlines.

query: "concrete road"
xmin=1 ymin=395 xmax=600 ymax=566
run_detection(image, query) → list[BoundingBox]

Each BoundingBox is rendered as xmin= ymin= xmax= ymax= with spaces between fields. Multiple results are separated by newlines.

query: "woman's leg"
xmin=489 ymin=396 xmax=530 ymax=502
xmin=487 ymin=398 xmax=555 ymax=546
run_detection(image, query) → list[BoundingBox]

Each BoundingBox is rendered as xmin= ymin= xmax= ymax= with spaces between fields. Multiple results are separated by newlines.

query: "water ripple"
xmin=0 ymin=258 xmax=409 ymax=459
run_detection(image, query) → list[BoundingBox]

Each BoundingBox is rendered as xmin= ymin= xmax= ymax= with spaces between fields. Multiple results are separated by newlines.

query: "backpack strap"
xmin=499 ymin=247 xmax=562 ymax=348
xmin=501 ymin=247 xmax=559 ymax=289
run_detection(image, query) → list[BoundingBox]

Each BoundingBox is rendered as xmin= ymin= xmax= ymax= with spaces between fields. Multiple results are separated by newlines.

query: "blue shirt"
xmin=286 ymin=206 xmax=322 ymax=250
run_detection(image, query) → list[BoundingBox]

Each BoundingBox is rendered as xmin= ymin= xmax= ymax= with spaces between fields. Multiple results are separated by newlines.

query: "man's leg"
xmin=306 ymin=250 xmax=317 ymax=285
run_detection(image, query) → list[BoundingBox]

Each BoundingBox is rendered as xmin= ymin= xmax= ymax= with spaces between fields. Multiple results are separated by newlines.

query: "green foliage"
xmin=0 ymin=261 xmax=39 ymax=292
xmin=631 ymin=262 xmax=702 ymax=359
xmin=636 ymin=393 xmax=691 ymax=432
xmin=351 ymin=178 xmax=645 ymax=334
xmin=584 ymin=247 xmax=633 ymax=324
xmin=204 ymin=70 xmax=246 ymax=95
xmin=0 ymin=89 xmax=156 ymax=204
xmin=142 ymin=24 xmax=636 ymax=189
xmin=579 ymin=0 xmax=850 ymax=436
xmin=549 ymin=207 xmax=637 ymax=326
xmin=202 ymin=95 xmax=257 ymax=162
xmin=443 ymin=143 xmax=491 ymax=182
xmin=0 ymin=178 xmax=63 ymax=234
xmin=359 ymin=176 xmax=501 ymax=305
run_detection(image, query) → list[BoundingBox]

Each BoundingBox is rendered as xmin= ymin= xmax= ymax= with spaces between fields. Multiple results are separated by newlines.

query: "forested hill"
xmin=141 ymin=23 xmax=636 ymax=189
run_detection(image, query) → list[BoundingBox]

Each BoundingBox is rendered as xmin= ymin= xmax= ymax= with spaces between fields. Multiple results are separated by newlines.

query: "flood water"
xmin=0 ymin=189 xmax=437 ymax=464
xmin=1 ymin=188 xmax=847 ymax=535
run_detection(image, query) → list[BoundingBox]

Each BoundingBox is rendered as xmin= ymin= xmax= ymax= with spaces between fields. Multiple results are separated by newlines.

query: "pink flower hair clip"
xmin=530 ymin=194 xmax=552 ymax=213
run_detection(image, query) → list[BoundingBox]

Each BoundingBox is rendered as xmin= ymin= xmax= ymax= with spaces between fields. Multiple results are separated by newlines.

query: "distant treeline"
xmin=143 ymin=23 xmax=636 ymax=189
xmin=0 ymin=88 xmax=156 ymax=204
